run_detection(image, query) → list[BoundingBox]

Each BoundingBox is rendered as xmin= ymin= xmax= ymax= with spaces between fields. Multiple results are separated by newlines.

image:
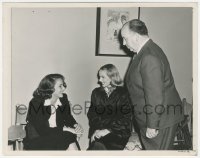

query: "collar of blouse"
xmin=43 ymin=98 xmax=62 ymax=109
xmin=104 ymin=86 xmax=116 ymax=97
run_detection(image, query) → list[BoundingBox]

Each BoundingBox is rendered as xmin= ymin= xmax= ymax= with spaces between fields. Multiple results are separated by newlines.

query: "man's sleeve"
xmin=140 ymin=54 xmax=164 ymax=129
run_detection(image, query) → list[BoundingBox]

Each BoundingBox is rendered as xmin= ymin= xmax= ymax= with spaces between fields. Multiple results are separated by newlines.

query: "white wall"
xmin=11 ymin=7 xmax=192 ymax=150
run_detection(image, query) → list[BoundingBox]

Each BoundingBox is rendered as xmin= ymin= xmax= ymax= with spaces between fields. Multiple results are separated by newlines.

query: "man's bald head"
xmin=122 ymin=19 xmax=148 ymax=36
xmin=121 ymin=19 xmax=149 ymax=53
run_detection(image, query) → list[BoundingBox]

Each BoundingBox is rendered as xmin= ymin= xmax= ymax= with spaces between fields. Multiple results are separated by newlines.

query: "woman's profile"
xmin=87 ymin=64 xmax=132 ymax=150
xmin=23 ymin=74 xmax=83 ymax=150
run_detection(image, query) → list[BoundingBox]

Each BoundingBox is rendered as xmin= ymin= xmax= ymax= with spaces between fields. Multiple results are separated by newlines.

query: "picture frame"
xmin=95 ymin=7 xmax=140 ymax=57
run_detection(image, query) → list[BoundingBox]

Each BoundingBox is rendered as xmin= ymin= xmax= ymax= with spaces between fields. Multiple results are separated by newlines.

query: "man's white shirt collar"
xmin=137 ymin=38 xmax=150 ymax=54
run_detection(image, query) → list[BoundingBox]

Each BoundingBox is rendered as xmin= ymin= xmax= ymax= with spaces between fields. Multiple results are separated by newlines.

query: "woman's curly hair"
xmin=33 ymin=74 xmax=66 ymax=99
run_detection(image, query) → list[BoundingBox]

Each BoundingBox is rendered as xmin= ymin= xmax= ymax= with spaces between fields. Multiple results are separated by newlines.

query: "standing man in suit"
xmin=121 ymin=19 xmax=184 ymax=150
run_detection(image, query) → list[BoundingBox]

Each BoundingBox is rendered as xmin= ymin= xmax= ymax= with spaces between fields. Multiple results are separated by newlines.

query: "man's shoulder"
xmin=116 ymin=86 xmax=130 ymax=98
xmin=116 ymin=86 xmax=128 ymax=93
xmin=142 ymin=40 xmax=169 ymax=66
xmin=141 ymin=39 xmax=163 ymax=54
xmin=141 ymin=50 xmax=161 ymax=62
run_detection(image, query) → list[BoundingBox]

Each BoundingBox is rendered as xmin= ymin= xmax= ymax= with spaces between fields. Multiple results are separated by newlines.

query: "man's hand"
xmin=146 ymin=128 xmax=159 ymax=138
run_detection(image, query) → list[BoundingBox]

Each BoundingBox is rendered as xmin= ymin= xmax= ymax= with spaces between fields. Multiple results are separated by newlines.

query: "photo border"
xmin=2 ymin=2 xmax=198 ymax=156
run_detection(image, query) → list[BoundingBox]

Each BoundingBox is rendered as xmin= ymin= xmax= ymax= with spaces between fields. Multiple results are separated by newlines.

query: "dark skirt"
xmin=23 ymin=131 xmax=78 ymax=150
xmin=88 ymin=133 xmax=128 ymax=150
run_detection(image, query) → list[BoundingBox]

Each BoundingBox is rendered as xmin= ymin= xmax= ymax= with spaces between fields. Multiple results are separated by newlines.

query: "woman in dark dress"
xmin=87 ymin=64 xmax=132 ymax=150
xmin=23 ymin=74 xmax=83 ymax=150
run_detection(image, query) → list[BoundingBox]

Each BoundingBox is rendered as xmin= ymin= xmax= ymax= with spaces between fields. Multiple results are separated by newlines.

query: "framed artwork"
xmin=95 ymin=7 xmax=140 ymax=57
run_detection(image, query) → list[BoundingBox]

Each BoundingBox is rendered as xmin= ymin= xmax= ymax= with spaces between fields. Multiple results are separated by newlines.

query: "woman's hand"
xmin=63 ymin=126 xmax=76 ymax=133
xmin=125 ymin=141 xmax=142 ymax=151
xmin=91 ymin=129 xmax=110 ymax=142
xmin=95 ymin=129 xmax=110 ymax=139
xmin=96 ymin=129 xmax=110 ymax=138
xmin=91 ymin=130 xmax=100 ymax=143
xmin=63 ymin=124 xmax=83 ymax=135
xmin=124 ymin=132 xmax=142 ymax=150
xmin=74 ymin=123 xmax=84 ymax=135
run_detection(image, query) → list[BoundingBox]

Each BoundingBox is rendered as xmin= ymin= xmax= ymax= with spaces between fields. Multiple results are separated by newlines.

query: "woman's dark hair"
xmin=33 ymin=74 xmax=66 ymax=99
xmin=98 ymin=64 xmax=123 ymax=86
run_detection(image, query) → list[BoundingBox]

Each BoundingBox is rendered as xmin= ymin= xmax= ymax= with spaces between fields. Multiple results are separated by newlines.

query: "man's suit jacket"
xmin=126 ymin=39 xmax=184 ymax=129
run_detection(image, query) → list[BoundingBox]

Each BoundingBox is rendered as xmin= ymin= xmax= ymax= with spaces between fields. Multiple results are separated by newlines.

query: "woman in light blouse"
xmin=24 ymin=74 xmax=83 ymax=150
